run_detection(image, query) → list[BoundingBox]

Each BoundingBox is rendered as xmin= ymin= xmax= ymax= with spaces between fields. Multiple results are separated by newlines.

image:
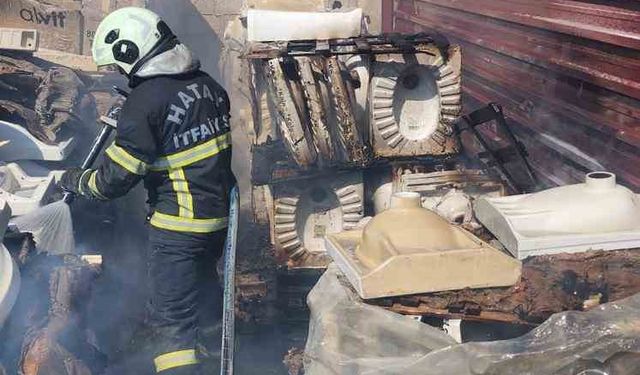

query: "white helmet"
xmin=92 ymin=7 xmax=171 ymax=75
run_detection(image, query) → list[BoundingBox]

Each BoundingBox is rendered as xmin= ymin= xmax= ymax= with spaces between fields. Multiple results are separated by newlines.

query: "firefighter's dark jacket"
xmin=79 ymin=44 xmax=234 ymax=234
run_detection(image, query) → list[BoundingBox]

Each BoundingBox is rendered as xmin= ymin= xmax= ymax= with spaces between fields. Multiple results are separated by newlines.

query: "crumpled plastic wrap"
xmin=305 ymin=265 xmax=640 ymax=375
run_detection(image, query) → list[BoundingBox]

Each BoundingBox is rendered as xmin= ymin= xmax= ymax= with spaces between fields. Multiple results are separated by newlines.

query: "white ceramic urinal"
xmin=475 ymin=172 xmax=640 ymax=258
xmin=0 ymin=199 xmax=19 ymax=329
xmin=0 ymin=120 xmax=76 ymax=161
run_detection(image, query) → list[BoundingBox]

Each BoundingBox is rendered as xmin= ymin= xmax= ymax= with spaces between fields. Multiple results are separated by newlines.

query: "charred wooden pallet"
xmin=367 ymin=249 xmax=640 ymax=325
xmin=251 ymin=140 xmax=460 ymax=186
xmin=243 ymin=33 xmax=444 ymax=59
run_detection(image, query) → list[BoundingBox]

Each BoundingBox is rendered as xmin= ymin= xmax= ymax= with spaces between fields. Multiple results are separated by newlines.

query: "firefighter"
xmin=59 ymin=7 xmax=235 ymax=374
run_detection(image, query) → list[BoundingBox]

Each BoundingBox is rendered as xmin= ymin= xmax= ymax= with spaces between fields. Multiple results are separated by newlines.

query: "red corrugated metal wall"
xmin=383 ymin=0 xmax=640 ymax=189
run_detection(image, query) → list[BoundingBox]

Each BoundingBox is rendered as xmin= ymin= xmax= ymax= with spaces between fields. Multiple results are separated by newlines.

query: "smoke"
xmin=80 ymin=186 xmax=151 ymax=372
xmin=10 ymin=201 xmax=75 ymax=255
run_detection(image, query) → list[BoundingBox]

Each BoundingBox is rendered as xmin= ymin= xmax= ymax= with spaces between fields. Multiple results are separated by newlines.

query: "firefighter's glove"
xmin=106 ymin=94 xmax=126 ymax=121
xmin=59 ymin=168 xmax=92 ymax=196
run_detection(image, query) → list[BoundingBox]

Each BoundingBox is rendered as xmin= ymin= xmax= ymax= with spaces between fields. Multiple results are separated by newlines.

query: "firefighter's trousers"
xmin=148 ymin=227 xmax=225 ymax=374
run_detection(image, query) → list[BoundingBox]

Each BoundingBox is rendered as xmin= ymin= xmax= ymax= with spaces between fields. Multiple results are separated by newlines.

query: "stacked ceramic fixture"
xmin=475 ymin=172 xmax=640 ymax=259
xmin=246 ymin=8 xmax=364 ymax=42
xmin=398 ymin=170 xmax=505 ymax=225
xmin=358 ymin=45 xmax=462 ymax=157
xmin=0 ymin=130 xmax=67 ymax=218
xmin=272 ymin=173 xmax=364 ymax=266
xmin=346 ymin=44 xmax=463 ymax=158
xmin=0 ymin=163 xmax=59 ymax=216
xmin=246 ymin=9 xmax=464 ymax=269
xmin=371 ymin=169 xmax=506 ymax=224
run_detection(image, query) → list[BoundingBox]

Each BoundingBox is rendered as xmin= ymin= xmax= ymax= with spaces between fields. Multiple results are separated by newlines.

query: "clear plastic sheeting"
xmin=304 ymin=264 xmax=457 ymax=374
xmin=305 ymin=265 xmax=640 ymax=375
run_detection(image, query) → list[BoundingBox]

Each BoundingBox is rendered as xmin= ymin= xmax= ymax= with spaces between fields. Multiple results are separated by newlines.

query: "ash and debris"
xmin=283 ymin=347 xmax=305 ymax=375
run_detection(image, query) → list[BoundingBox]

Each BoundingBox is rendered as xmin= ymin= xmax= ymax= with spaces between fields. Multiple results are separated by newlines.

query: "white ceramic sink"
xmin=475 ymin=172 xmax=640 ymax=258
xmin=247 ymin=8 xmax=362 ymax=42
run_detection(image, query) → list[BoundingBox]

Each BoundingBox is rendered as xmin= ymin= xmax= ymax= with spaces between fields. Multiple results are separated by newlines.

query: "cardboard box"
xmin=114 ymin=0 xmax=146 ymax=8
xmin=80 ymin=0 xmax=146 ymax=55
xmin=40 ymin=0 xmax=82 ymax=10
xmin=81 ymin=7 xmax=103 ymax=55
xmin=0 ymin=0 xmax=84 ymax=54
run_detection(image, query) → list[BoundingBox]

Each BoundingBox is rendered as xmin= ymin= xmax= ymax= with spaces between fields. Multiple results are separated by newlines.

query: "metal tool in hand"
xmin=220 ymin=185 xmax=239 ymax=375
xmin=62 ymin=88 xmax=127 ymax=204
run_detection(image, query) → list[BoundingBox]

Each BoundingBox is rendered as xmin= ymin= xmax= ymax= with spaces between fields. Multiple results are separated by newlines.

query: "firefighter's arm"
xmin=80 ymin=92 xmax=158 ymax=200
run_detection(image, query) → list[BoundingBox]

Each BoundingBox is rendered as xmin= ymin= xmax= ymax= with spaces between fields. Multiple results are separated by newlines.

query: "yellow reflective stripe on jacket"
xmin=169 ymin=168 xmax=194 ymax=218
xmin=105 ymin=143 xmax=149 ymax=175
xmin=154 ymin=349 xmax=199 ymax=373
xmin=151 ymin=132 xmax=231 ymax=171
xmin=150 ymin=211 xmax=228 ymax=233
xmin=88 ymin=170 xmax=108 ymax=200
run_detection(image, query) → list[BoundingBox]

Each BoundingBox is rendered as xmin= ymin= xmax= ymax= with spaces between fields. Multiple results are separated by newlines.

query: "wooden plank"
xmin=369 ymin=249 xmax=640 ymax=325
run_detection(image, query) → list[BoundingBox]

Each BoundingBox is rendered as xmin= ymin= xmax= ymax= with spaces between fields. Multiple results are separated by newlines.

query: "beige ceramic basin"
xmin=326 ymin=192 xmax=521 ymax=299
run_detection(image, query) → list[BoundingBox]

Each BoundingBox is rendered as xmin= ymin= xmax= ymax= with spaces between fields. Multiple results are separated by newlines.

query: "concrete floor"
xmin=102 ymin=323 xmax=308 ymax=374
xmin=235 ymin=324 xmax=308 ymax=375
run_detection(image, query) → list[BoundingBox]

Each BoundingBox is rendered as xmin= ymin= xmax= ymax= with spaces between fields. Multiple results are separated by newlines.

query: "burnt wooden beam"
xmin=368 ymin=249 xmax=640 ymax=325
